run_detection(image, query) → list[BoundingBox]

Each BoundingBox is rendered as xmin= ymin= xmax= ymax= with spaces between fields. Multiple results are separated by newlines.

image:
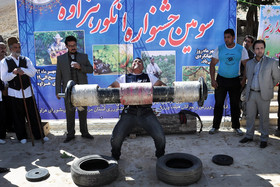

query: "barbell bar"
xmin=58 ymin=77 xmax=208 ymax=109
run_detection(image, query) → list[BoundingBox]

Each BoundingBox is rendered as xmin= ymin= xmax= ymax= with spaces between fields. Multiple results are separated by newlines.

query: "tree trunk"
xmin=245 ymin=0 xmax=261 ymax=37
xmin=246 ymin=6 xmax=256 ymax=36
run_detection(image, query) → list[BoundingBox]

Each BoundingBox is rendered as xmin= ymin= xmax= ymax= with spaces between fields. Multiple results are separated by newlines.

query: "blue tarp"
xmin=16 ymin=0 xmax=236 ymax=119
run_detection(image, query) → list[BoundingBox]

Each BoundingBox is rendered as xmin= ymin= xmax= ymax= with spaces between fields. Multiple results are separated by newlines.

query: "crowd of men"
xmin=0 ymin=30 xmax=280 ymax=160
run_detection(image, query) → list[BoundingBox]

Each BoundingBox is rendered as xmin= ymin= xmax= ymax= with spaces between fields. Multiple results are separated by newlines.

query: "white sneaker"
xmin=209 ymin=128 xmax=219 ymax=134
xmin=20 ymin=139 xmax=27 ymax=144
xmin=43 ymin=137 xmax=49 ymax=142
xmin=234 ymin=128 xmax=243 ymax=136
xmin=0 ymin=139 xmax=6 ymax=144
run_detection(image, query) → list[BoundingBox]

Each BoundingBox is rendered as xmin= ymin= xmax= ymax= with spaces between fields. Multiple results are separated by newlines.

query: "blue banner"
xmin=16 ymin=0 xmax=236 ymax=119
xmin=258 ymin=5 xmax=280 ymax=59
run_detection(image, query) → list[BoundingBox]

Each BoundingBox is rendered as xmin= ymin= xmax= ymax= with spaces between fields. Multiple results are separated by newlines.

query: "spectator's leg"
xmin=0 ymin=102 xmax=6 ymax=140
xmin=245 ymin=92 xmax=258 ymax=139
xmin=64 ymin=99 xmax=76 ymax=138
xmin=228 ymin=83 xmax=241 ymax=129
xmin=78 ymin=106 xmax=89 ymax=135
xmin=10 ymin=97 xmax=27 ymax=141
xmin=213 ymin=85 xmax=227 ymax=129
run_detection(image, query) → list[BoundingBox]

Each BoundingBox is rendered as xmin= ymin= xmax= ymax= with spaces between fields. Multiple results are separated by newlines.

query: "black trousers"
xmin=64 ymin=99 xmax=89 ymax=138
xmin=10 ymin=97 xmax=43 ymax=141
xmin=212 ymin=75 xmax=241 ymax=129
xmin=0 ymin=101 xmax=6 ymax=139
xmin=2 ymin=96 xmax=15 ymax=132
xmin=111 ymin=107 xmax=165 ymax=159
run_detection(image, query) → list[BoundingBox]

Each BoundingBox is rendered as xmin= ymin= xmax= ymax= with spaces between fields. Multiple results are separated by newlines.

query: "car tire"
xmin=156 ymin=153 xmax=203 ymax=186
xmin=71 ymin=154 xmax=118 ymax=187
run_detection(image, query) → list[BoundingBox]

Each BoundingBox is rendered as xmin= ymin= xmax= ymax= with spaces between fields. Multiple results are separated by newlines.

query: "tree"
xmin=238 ymin=0 xmax=280 ymax=37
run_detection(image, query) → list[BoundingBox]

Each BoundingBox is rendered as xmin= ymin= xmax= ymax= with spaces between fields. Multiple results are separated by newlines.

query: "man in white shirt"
xmin=1 ymin=37 xmax=48 ymax=144
xmin=146 ymin=57 xmax=162 ymax=78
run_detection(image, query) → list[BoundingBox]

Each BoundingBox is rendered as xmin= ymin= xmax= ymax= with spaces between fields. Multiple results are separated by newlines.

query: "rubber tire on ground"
xmin=71 ymin=155 xmax=118 ymax=187
xmin=26 ymin=168 xmax=50 ymax=182
xmin=212 ymin=154 xmax=233 ymax=166
xmin=156 ymin=153 xmax=203 ymax=186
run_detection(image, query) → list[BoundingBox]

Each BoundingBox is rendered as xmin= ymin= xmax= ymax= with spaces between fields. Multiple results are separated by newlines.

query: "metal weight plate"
xmin=65 ymin=80 xmax=76 ymax=111
xmin=198 ymin=77 xmax=208 ymax=107
xmin=26 ymin=168 xmax=50 ymax=182
xmin=212 ymin=154 xmax=233 ymax=166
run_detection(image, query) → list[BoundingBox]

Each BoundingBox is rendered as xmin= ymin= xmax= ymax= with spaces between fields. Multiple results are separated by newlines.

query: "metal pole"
xmin=29 ymin=78 xmax=44 ymax=144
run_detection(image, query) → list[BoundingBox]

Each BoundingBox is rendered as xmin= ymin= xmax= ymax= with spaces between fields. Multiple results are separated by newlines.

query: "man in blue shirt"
xmin=209 ymin=29 xmax=249 ymax=135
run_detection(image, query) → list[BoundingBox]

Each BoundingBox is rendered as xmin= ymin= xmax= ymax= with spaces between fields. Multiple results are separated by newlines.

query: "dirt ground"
xmin=1 ymin=119 xmax=280 ymax=187
xmin=0 ymin=0 xmax=17 ymax=42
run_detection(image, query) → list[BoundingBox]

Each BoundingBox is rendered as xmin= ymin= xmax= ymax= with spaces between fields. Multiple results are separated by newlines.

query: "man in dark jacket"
xmin=55 ymin=36 xmax=94 ymax=143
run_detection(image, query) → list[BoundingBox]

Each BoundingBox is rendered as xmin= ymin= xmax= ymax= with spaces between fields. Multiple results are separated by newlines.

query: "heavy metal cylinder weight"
xmin=58 ymin=77 xmax=208 ymax=109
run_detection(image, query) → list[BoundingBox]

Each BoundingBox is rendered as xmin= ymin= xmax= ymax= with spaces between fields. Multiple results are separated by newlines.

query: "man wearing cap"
xmin=146 ymin=57 xmax=162 ymax=78
xmin=48 ymin=33 xmax=67 ymax=62
xmin=1 ymin=37 xmax=49 ymax=144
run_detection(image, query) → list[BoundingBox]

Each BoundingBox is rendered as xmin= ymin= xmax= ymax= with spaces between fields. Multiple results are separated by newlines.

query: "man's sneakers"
xmin=209 ymin=128 xmax=219 ymax=134
xmin=0 ymin=139 xmax=6 ymax=144
xmin=234 ymin=128 xmax=243 ymax=136
xmin=239 ymin=137 xmax=253 ymax=143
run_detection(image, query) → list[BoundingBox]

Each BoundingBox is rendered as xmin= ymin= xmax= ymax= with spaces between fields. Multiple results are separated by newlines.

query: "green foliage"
xmin=93 ymin=44 xmax=133 ymax=74
xmin=34 ymin=31 xmax=85 ymax=66
xmin=142 ymin=54 xmax=175 ymax=86
xmin=182 ymin=66 xmax=218 ymax=90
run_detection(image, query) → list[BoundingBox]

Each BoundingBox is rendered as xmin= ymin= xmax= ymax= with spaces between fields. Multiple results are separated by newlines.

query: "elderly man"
xmin=109 ymin=57 xmax=166 ymax=160
xmin=1 ymin=37 xmax=49 ymax=144
xmin=240 ymin=40 xmax=280 ymax=148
